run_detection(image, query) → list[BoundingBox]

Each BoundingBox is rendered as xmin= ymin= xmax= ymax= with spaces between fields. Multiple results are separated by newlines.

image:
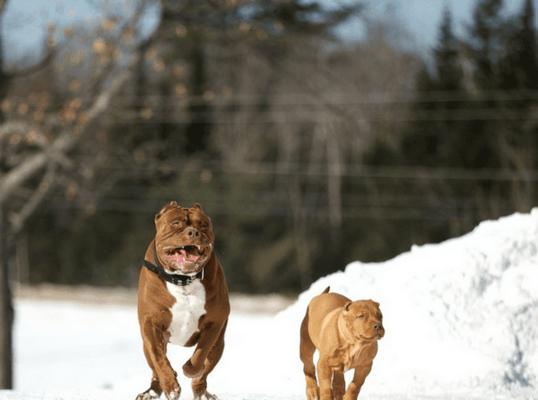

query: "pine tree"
xmin=434 ymin=7 xmax=464 ymax=91
xmin=432 ymin=7 xmax=475 ymax=168
xmin=496 ymin=0 xmax=538 ymax=210
xmin=517 ymin=0 xmax=538 ymax=89
xmin=499 ymin=0 xmax=538 ymax=90
xmin=460 ymin=0 xmax=507 ymax=172
xmin=399 ymin=7 xmax=466 ymax=167
xmin=468 ymin=0 xmax=505 ymax=90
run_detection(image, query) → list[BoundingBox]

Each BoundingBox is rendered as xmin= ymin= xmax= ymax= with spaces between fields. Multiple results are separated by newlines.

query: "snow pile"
xmin=275 ymin=210 xmax=538 ymax=397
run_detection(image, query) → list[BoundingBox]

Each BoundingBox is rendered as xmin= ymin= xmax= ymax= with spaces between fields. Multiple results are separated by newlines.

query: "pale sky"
xmin=2 ymin=0 xmax=535 ymax=65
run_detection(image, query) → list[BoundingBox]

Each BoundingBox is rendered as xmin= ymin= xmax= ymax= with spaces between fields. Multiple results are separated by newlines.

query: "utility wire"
xmin=8 ymin=90 xmax=538 ymax=104
xmin=50 ymin=159 xmax=538 ymax=182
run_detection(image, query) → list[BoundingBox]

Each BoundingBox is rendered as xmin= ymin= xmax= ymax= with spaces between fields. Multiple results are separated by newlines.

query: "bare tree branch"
xmin=0 ymin=67 xmax=131 ymax=204
xmin=0 ymin=0 xmax=157 ymax=206
xmin=9 ymin=164 xmax=56 ymax=234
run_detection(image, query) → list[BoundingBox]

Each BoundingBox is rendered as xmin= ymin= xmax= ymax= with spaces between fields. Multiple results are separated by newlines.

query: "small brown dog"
xmin=300 ymin=287 xmax=384 ymax=400
xmin=136 ymin=202 xmax=230 ymax=400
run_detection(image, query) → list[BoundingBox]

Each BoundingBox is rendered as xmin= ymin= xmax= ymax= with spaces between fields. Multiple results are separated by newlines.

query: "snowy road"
xmin=1 ymin=297 xmax=531 ymax=400
xmin=11 ymin=299 xmax=295 ymax=400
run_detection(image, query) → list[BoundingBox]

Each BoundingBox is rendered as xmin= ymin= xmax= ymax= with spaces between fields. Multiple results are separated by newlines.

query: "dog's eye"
xmin=357 ymin=314 xmax=365 ymax=319
xmin=171 ymin=220 xmax=181 ymax=227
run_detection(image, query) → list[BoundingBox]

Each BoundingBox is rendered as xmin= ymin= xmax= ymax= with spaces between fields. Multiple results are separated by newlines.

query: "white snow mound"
xmin=275 ymin=210 xmax=538 ymax=396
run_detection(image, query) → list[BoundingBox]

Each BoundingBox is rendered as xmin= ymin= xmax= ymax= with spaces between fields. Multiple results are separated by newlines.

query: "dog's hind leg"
xmin=300 ymin=310 xmax=319 ymax=400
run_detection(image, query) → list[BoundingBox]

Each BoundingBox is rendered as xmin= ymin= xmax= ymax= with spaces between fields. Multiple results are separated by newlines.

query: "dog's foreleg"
xmin=135 ymin=342 xmax=163 ymax=400
xmin=142 ymin=319 xmax=181 ymax=400
xmin=183 ymin=320 xmax=226 ymax=379
xmin=343 ymin=363 xmax=372 ymax=400
xmin=317 ymin=357 xmax=333 ymax=400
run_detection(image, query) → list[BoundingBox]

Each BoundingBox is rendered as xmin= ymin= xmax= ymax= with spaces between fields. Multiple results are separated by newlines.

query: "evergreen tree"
xmin=434 ymin=7 xmax=464 ymax=91
xmin=496 ymin=0 xmax=538 ymax=210
xmin=432 ymin=7 xmax=475 ymax=168
xmin=517 ymin=0 xmax=538 ymax=89
xmin=399 ymin=7 xmax=466 ymax=167
xmin=459 ymin=0 xmax=508 ymax=172
xmin=468 ymin=0 xmax=505 ymax=90
xmin=499 ymin=0 xmax=538 ymax=90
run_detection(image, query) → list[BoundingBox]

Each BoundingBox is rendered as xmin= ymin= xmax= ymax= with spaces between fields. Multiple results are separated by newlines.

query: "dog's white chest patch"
xmin=166 ymin=280 xmax=206 ymax=346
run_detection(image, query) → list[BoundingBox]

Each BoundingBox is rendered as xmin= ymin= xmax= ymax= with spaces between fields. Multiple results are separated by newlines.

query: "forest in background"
xmin=0 ymin=0 xmax=537 ymax=293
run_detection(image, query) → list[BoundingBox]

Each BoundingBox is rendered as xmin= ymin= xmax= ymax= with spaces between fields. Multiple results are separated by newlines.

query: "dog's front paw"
xmin=160 ymin=378 xmax=180 ymax=400
xmin=165 ymin=387 xmax=181 ymax=400
xmin=135 ymin=388 xmax=160 ymax=400
xmin=193 ymin=391 xmax=218 ymax=400
xmin=183 ymin=359 xmax=204 ymax=379
xmin=306 ymin=386 xmax=319 ymax=400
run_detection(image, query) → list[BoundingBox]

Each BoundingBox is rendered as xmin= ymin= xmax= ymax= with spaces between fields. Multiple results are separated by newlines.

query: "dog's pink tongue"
xmin=172 ymin=251 xmax=186 ymax=265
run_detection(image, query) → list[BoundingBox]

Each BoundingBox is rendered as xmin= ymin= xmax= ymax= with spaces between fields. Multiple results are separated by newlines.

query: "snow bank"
xmin=274 ymin=210 xmax=538 ymax=397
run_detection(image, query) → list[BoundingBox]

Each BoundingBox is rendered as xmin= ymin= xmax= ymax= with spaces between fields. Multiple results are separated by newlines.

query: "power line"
xmin=108 ymin=114 xmax=538 ymax=124
xmin=8 ymin=90 xmax=538 ymax=105
xmin=53 ymin=159 xmax=538 ymax=182
xmin=36 ymin=196 xmax=488 ymax=222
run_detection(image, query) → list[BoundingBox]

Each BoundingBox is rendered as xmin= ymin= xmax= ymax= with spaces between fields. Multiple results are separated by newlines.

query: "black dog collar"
xmin=143 ymin=260 xmax=204 ymax=286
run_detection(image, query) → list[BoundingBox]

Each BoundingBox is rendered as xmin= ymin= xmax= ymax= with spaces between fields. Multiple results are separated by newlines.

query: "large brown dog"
xmin=300 ymin=287 xmax=384 ymax=400
xmin=136 ymin=202 xmax=230 ymax=400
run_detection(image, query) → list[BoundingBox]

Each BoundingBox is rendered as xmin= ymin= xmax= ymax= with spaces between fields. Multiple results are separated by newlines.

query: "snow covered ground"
xmin=2 ymin=210 xmax=538 ymax=400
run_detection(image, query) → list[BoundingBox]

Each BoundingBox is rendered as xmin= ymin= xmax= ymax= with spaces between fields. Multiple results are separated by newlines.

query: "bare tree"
xmin=0 ymin=0 xmax=155 ymax=387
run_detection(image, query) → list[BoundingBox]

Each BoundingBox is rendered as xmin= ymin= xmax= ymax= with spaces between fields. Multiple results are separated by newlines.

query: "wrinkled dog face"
xmin=154 ymin=201 xmax=214 ymax=275
xmin=343 ymin=300 xmax=384 ymax=341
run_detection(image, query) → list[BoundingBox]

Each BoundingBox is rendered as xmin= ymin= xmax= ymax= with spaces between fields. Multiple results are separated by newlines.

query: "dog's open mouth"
xmin=163 ymin=244 xmax=209 ymax=272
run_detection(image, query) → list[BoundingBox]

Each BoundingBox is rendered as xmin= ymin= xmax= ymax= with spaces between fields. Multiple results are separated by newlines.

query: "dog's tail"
xmin=321 ymin=286 xmax=330 ymax=294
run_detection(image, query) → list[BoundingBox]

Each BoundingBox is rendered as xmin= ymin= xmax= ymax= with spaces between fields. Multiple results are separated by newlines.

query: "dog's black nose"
xmin=185 ymin=227 xmax=201 ymax=238
xmin=374 ymin=323 xmax=383 ymax=330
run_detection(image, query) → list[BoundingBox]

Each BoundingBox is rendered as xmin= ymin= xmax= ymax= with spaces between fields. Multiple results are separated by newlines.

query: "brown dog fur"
xmin=136 ymin=202 xmax=230 ymax=400
xmin=300 ymin=287 xmax=384 ymax=400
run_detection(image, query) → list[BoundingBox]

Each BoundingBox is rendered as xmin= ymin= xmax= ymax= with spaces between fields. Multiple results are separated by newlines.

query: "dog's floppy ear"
xmin=155 ymin=201 xmax=178 ymax=223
